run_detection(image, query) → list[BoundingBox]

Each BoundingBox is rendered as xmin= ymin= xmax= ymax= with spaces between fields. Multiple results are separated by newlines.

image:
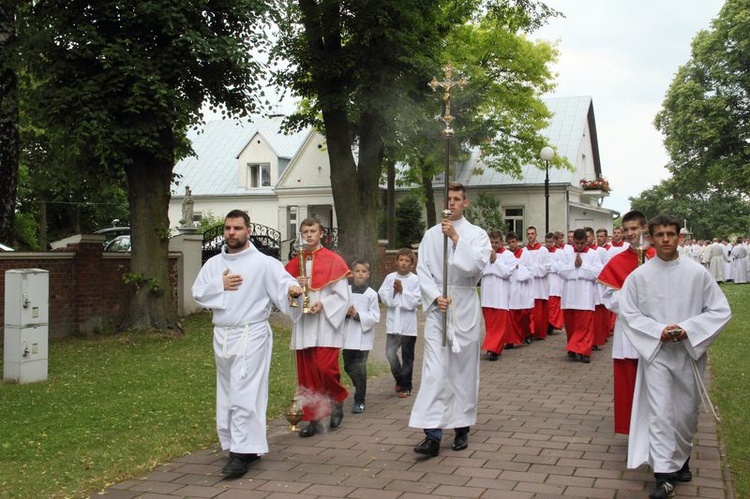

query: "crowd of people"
xmin=192 ymin=194 xmax=732 ymax=499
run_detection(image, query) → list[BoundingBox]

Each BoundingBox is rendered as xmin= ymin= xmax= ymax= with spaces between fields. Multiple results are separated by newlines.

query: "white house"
xmin=169 ymin=96 xmax=616 ymax=243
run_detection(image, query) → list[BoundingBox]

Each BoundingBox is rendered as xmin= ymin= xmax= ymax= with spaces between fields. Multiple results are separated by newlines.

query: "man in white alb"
xmin=410 ymin=182 xmax=491 ymax=457
xmin=192 ymin=210 xmax=302 ymax=478
xmin=620 ymin=214 xmax=731 ymax=499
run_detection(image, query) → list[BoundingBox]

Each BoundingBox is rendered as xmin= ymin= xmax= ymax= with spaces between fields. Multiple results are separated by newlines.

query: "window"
xmin=248 ymin=163 xmax=271 ymax=187
xmin=288 ymin=207 xmax=298 ymax=239
xmin=505 ymin=207 xmax=524 ymax=236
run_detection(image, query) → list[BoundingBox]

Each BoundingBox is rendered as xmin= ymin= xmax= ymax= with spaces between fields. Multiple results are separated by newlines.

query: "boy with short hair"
xmin=480 ymin=230 xmax=516 ymax=360
xmin=378 ymin=248 xmax=421 ymax=397
xmin=342 ymin=260 xmax=381 ymax=414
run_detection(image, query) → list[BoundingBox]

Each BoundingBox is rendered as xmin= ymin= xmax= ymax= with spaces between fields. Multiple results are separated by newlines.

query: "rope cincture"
xmin=692 ymin=357 xmax=721 ymax=422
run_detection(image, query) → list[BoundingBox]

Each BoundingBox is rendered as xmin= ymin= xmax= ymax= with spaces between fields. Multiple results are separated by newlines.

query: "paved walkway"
xmin=98 ymin=321 xmax=730 ymax=499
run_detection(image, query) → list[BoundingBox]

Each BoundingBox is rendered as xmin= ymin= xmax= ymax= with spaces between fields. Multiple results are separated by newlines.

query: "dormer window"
xmin=248 ymin=163 xmax=271 ymax=187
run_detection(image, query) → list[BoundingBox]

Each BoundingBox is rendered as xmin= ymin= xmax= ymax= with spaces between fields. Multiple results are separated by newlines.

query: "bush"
xmin=396 ymin=196 xmax=424 ymax=248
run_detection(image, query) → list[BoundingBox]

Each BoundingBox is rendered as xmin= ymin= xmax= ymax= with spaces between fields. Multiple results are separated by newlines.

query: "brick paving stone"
xmin=96 ymin=315 xmax=732 ymax=499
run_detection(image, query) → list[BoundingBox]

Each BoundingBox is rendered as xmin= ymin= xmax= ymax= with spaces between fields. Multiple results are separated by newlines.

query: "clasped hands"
xmin=661 ymin=325 xmax=687 ymax=343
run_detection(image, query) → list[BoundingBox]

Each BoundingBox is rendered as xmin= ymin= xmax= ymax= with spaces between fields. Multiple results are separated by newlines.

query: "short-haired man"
xmin=620 ymin=214 xmax=731 ymax=499
xmin=192 ymin=210 xmax=302 ymax=477
xmin=410 ymin=182 xmax=491 ymax=456
xmin=558 ymin=228 xmax=603 ymax=363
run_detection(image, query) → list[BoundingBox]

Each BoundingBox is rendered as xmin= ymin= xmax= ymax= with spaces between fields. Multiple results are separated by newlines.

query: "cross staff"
xmin=428 ymin=62 xmax=467 ymax=346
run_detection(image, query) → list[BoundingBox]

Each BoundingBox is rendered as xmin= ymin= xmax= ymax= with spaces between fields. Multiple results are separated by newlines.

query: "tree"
xmin=21 ymin=0 xmax=271 ymax=332
xmin=654 ymin=0 xmax=750 ymax=195
xmin=395 ymin=195 xmax=424 ymax=249
xmin=0 ymin=0 xmax=20 ymax=246
xmin=272 ymin=0 xmax=559 ymax=274
xmin=465 ymin=192 xmax=507 ymax=233
xmin=628 ymin=177 xmax=750 ymax=240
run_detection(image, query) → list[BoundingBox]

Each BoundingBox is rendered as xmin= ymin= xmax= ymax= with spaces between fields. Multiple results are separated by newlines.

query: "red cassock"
xmin=598 ymin=246 xmax=656 ymax=435
xmin=285 ymin=246 xmax=351 ymax=421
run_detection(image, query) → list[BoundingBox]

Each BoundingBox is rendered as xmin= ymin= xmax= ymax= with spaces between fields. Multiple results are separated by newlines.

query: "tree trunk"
xmin=121 ymin=147 xmax=179 ymax=333
xmin=386 ymin=158 xmax=395 ymax=249
xmin=323 ymin=108 xmax=382 ymax=279
xmin=422 ymin=171 xmax=437 ymax=228
xmin=0 ymin=1 xmax=20 ymax=246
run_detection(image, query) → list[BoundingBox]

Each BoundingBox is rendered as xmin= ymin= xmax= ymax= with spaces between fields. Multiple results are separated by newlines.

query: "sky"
xmin=529 ymin=0 xmax=726 ymax=215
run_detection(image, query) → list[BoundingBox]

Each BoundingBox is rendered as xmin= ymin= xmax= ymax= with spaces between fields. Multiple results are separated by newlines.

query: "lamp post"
xmin=540 ymin=146 xmax=555 ymax=234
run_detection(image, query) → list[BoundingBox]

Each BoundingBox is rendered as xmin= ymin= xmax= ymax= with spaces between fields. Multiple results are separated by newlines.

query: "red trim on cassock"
xmin=481 ymin=308 xmax=508 ymax=354
xmin=598 ymin=247 xmax=656 ymax=289
xmin=613 ymin=358 xmax=638 ymax=434
xmin=296 ymin=347 xmax=349 ymax=421
xmin=548 ymin=296 xmax=564 ymax=330
xmin=563 ymin=309 xmax=594 ymax=356
xmin=532 ymin=299 xmax=549 ymax=339
xmin=285 ymin=246 xmax=351 ymax=290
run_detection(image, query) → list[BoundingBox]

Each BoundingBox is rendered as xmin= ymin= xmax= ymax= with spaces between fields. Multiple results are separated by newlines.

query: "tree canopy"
xmin=654 ymin=0 xmax=750 ymax=197
xmin=271 ymin=0 xmax=560 ymax=271
xmin=636 ymin=0 xmax=750 ymax=238
xmin=20 ymin=0 xmax=272 ymax=331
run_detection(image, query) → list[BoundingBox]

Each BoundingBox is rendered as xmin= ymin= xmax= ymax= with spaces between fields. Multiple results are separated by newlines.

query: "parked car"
xmin=95 ymin=226 xmax=131 ymax=244
xmin=103 ymin=235 xmax=131 ymax=252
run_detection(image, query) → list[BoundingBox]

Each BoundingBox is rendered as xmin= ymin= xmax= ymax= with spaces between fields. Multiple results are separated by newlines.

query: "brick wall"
xmin=1 ymin=239 xmax=177 ymax=339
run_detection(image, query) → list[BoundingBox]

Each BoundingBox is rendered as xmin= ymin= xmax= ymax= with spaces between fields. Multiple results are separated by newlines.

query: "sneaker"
xmin=351 ymin=402 xmax=365 ymax=414
xmin=397 ymin=389 xmax=411 ymax=398
xmin=648 ymin=477 xmax=675 ymax=499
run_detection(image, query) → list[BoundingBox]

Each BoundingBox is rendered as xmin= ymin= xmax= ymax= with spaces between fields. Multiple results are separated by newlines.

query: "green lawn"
xmin=711 ymin=282 xmax=750 ymax=498
xmin=0 ymin=313 xmax=297 ymax=498
xmin=0 ymin=287 xmax=747 ymax=498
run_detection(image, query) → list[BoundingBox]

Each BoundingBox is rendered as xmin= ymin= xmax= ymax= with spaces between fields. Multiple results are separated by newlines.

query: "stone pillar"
xmin=169 ymin=233 xmax=204 ymax=316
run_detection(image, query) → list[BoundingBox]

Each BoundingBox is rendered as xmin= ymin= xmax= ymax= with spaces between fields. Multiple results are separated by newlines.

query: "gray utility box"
xmin=4 ymin=269 xmax=49 ymax=384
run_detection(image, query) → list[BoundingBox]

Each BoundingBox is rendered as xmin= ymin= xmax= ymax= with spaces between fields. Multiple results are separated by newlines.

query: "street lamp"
xmin=540 ymin=146 xmax=555 ymax=234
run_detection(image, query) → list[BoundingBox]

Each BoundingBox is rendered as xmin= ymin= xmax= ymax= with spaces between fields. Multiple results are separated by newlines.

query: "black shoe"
xmin=567 ymin=351 xmax=576 ymax=358
xmin=486 ymin=351 xmax=499 ymax=361
xmin=299 ymin=421 xmax=320 ymax=438
xmin=524 ymin=336 xmax=533 ymax=345
xmin=649 ymin=475 xmax=676 ymax=499
xmin=547 ymin=324 xmax=554 ymax=335
xmin=452 ymin=433 xmax=468 ymax=451
xmin=592 ymin=345 xmax=600 ymax=351
xmin=330 ymin=403 xmax=344 ymax=429
xmin=504 ymin=344 xmax=515 ymax=350
xmin=677 ymin=458 xmax=692 ymax=482
xmin=580 ymin=355 xmax=591 ymax=364
xmin=221 ymin=452 xmax=260 ymax=477
xmin=413 ymin=437 xmax=440 ymax=457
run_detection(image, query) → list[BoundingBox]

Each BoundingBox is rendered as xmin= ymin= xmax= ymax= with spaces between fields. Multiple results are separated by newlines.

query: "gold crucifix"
xmin=429 ymin=62 xmax=468 ymax=138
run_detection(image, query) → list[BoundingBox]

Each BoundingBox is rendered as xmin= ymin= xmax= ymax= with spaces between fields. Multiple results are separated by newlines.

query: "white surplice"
xmin=378 ymin=271 xmax=421 ymax=336
xmin=343 ymin=286 xmax=381 ymax=350
xmin=409 ymin=217 xmax=491 ymax=430
xmin=192 ymin=244 xmax=298 ymax=455
xmin=480 ymin=249 xmax=516 ymax=310
xmin=620 ymin=256 xmax=731 ymax=472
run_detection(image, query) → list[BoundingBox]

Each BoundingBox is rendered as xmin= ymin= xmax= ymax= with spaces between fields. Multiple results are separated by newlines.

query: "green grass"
xmin=711 ymin=283 xmax=750 ymax=498
xmin=0 ymin=312 xmax=298 ymax=498
xmin=1 ymin=290 xmax=745 ymax=498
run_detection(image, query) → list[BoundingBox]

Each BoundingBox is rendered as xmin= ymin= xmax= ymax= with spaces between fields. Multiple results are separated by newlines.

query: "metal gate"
xmin=202 ymin=223 xmax=281 ymax=263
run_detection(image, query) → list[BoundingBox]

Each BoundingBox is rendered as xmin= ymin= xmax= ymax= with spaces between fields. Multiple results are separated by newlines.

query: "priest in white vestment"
xmin=620 ymin=215 xmax=731 ymax=499
xmin=730 ymin=237 xmax=748 ymax=283
xmin=410 ymin=182 xmax=491 ymax=457
xmin=192 ymin=210 xmax=302 ymax=478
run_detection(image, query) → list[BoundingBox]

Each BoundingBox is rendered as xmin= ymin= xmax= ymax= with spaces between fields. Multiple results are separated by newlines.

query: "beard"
xmin=225 ymin=235 xmax=249 ymax=252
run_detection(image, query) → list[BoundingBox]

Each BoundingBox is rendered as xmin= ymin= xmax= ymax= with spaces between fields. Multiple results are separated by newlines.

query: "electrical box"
xmin=4 ymin=269 xmax=49 ymax=384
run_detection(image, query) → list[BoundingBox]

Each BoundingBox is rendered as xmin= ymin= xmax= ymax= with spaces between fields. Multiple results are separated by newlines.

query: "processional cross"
xmin=428 ymin=62 xmax=467 ymax=346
